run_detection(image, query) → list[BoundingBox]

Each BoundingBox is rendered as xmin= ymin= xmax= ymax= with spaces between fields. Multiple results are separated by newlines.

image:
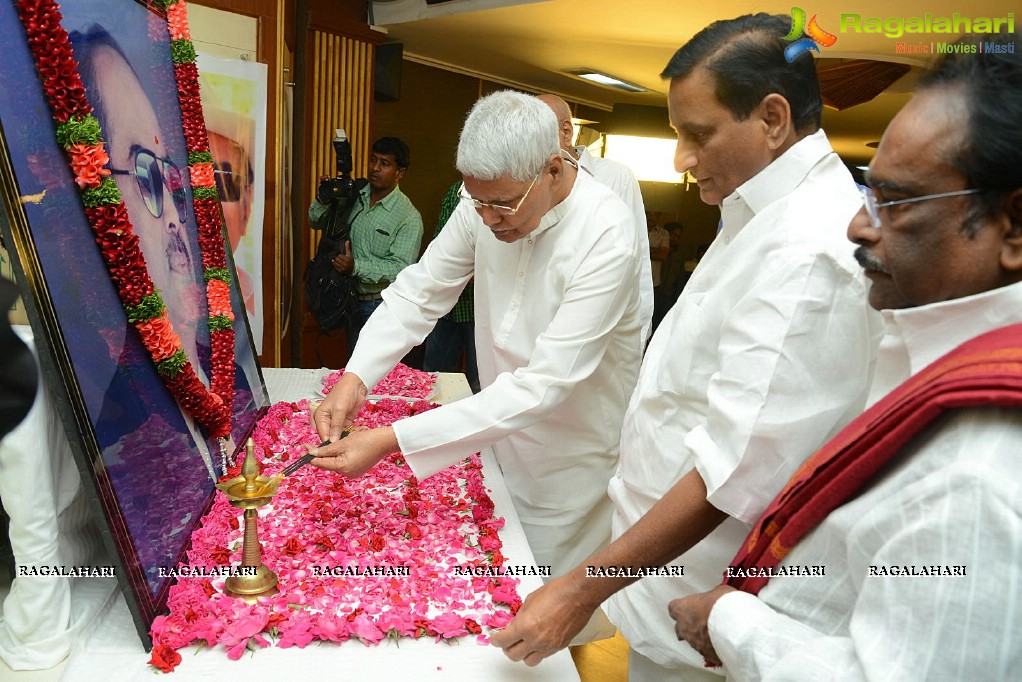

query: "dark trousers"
xmin=349 ymin=297 xmax=425 ymax=370
xmin=347 ymin=297 xmax=383 ymax=350
xmin=423 ymin=318 xmax=479 ymax=393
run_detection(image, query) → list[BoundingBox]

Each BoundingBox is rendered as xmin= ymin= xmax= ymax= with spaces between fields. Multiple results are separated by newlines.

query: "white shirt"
xmin=347 ymin=170 xmax=643 ymax=574
xmin=606 ymin=130 xmax=881 ymax=670
xmin=576 ymin=147 xmax=654 ymax=345
xmin=648 ymin=224 xmax=669 ymax=287
xmin=709 ymin=280 xmax=1022 ymax=682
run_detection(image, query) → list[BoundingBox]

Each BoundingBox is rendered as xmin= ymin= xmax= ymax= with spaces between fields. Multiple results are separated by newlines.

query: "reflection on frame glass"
xmin=0 ymin=0 xmax=269 ymax=648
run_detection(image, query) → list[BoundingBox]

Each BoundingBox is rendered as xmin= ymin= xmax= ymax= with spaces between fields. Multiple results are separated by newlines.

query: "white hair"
xmin=456 ymin=90 xmax=560 ymax=182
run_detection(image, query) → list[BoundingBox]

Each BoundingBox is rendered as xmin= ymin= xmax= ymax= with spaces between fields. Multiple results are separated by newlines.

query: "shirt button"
xmin=615 ymin=468 xmax=622 ymax=479
xmin=518 ymin=271 xmax=524 ymax=277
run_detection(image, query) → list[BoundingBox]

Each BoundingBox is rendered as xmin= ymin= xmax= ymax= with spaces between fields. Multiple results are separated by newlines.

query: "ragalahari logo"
xmin=783 ymin=7 xmax=838 ymax=62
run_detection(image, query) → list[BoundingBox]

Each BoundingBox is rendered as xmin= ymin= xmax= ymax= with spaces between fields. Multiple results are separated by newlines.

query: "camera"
xmin=316 ymin=128 xmax=359 ymax=210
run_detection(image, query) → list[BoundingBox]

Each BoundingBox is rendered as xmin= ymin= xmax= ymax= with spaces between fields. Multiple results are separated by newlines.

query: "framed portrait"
xmin=197 ymin=53 xmax=268 ymax=355
xmin=0 ymin=0 xmax=269 ymax=648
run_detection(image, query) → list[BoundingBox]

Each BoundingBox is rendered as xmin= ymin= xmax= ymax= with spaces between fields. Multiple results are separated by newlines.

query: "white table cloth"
xmin=1 ymin=362 xmax=578 ymax=681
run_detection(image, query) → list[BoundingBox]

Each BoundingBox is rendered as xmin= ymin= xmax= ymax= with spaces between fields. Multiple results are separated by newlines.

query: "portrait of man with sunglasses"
xmin=208 ymin=127 xmax=256 ymax=314
xmin=75 ymin=26 xmax=205 ymax=389
xmin=311 ymin=90 xmax=644 ymax=644
xmin=66 ymin=23 xmax=257 ymax=482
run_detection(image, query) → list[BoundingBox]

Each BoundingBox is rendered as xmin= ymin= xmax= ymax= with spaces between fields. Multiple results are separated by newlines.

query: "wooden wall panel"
xmin=295 ymin=6 xmax=379 ymax=368
xmin=307 ymin=30 xmax=373 ymax=243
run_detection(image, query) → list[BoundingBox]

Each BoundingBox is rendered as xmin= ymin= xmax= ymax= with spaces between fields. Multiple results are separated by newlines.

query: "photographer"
xmin=308 ymin=136 xmax=423 ymax=345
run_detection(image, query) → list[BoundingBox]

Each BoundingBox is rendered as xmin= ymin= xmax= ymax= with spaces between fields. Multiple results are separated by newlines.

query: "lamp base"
xmin=224 ymin=563 xmax=279 ymax=603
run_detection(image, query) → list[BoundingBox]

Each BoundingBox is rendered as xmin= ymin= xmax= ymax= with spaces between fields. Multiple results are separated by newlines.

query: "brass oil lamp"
xmin=214 ymin=439 xmax=282 ymax=602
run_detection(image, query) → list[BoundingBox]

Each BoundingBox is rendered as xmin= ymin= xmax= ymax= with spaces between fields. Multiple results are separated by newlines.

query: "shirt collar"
xmin=729 ymin=128 xmax=834 ymax=215
xmin=717 ymin=129 xmax=834 ymax=242
xmin=530 ymin=166 xmax=587 ymax=238
xmin=361 ymin=183 xmax=402 ymax=210
xmin=574 ymin=147 xmax=596 ymax=176
xmin=882 ymin=279 xmax=1022 ymax=373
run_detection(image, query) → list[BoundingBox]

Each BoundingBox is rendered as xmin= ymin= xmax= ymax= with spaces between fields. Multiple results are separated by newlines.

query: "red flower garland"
xmin=15 ymin=0 xmax=235 ymax=437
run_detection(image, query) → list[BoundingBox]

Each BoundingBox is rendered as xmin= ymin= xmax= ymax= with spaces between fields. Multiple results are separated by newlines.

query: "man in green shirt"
xmin=308 ymin=137 xmax=423 ymax=342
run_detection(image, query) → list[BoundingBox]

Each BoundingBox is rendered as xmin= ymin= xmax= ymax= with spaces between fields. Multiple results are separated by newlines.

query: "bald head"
xmin=537 ymin=94 xmax=575 ymax=153
xmin=538 ymin=94 xmax=571 ymax=122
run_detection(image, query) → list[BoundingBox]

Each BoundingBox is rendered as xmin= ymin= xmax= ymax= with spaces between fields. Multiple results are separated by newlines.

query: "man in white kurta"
xmin=669 ymin=38 xmax=1022 ymax=679
xmin=537 ymin=94 xmax=653 ymax=345
xmin=349 ymin=167 xmax=642 ymax=574
xmin=605 ymin=127 xmax=878 ymax=679
xmin=575 ymin=147 xmax=652 ymax=342
xmin=491 ymin=15 xmax=879 ymax=677
xmin=312 ymin=92 xmax=643 ymax=607
xmin=701 ymin=284 xmax=1022 ymax=680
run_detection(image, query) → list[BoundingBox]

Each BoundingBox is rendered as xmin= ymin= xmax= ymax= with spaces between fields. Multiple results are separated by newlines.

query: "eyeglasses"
xmin=458 ymin=171 xmax=541 ymax=216
xmin=214 ymin=163 xmax=253 ymax=202
xmin=109 ymin=145 xmax=188 ymax=221
xmin=860 ymin=186 xmax=984 ymax=229
xmin=211 ymin=137 xmax=254 ymax=202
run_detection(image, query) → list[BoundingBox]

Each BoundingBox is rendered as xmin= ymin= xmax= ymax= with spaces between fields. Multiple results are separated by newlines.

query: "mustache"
xmin=854 ymin=246 xmax=889 ymax=275
xmin=166 ymin=223 xmax=193 ymax=274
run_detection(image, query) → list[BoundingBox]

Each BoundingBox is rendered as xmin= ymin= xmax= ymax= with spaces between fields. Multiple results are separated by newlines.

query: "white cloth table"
xmin=1 ymin=364 xmax=578 ymax=681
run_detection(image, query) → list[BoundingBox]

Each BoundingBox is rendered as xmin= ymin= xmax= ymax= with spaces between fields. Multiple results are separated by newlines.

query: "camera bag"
xmin=304 ymin=201 xmax=361 ymax=335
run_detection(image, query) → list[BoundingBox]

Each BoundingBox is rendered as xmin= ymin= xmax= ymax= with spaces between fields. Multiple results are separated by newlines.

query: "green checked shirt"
xmin=310 ymin=183 xmax=423 ymax=295
xmin=436 ymin=182 xmax=473 ymax=323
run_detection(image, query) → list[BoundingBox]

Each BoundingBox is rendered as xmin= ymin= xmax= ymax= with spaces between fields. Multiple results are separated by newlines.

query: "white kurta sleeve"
xmin=586 ymin=153 xmax=651 ymax=343
xmin=613 ymin=172 xmax=652 ymax=342
xmin=708 ymin=460 xmax=1022 ymax=681
xmin=689 ymin=250 xmax=875 ymax=523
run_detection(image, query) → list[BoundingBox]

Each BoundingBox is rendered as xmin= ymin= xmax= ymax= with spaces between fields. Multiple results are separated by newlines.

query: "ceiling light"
xmin=566 ymin=69 xmax=647 ymax=93
xmin=597 ymin=135 xmax=682 ymax=183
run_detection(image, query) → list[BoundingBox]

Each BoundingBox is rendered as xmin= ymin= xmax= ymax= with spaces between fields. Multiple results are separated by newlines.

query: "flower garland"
xmin=149 ymin=397 xmax=521 ymax=672
xmin=15 ymin=0 xmax=235 ymax=437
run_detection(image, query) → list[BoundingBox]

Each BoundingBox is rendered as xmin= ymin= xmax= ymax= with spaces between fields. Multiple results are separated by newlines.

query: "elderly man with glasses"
xmin=668 ymin=30 xmax=1022 ymax=680
xmin=311 ymin=90 xmax=644 ymax=643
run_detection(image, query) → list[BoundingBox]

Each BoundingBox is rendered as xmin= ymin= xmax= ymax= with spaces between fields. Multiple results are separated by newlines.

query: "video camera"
xmin=306 ymin=129 xmax=363 ymax=335
xmin=316 ymin=128 xmax=360 ymax=211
